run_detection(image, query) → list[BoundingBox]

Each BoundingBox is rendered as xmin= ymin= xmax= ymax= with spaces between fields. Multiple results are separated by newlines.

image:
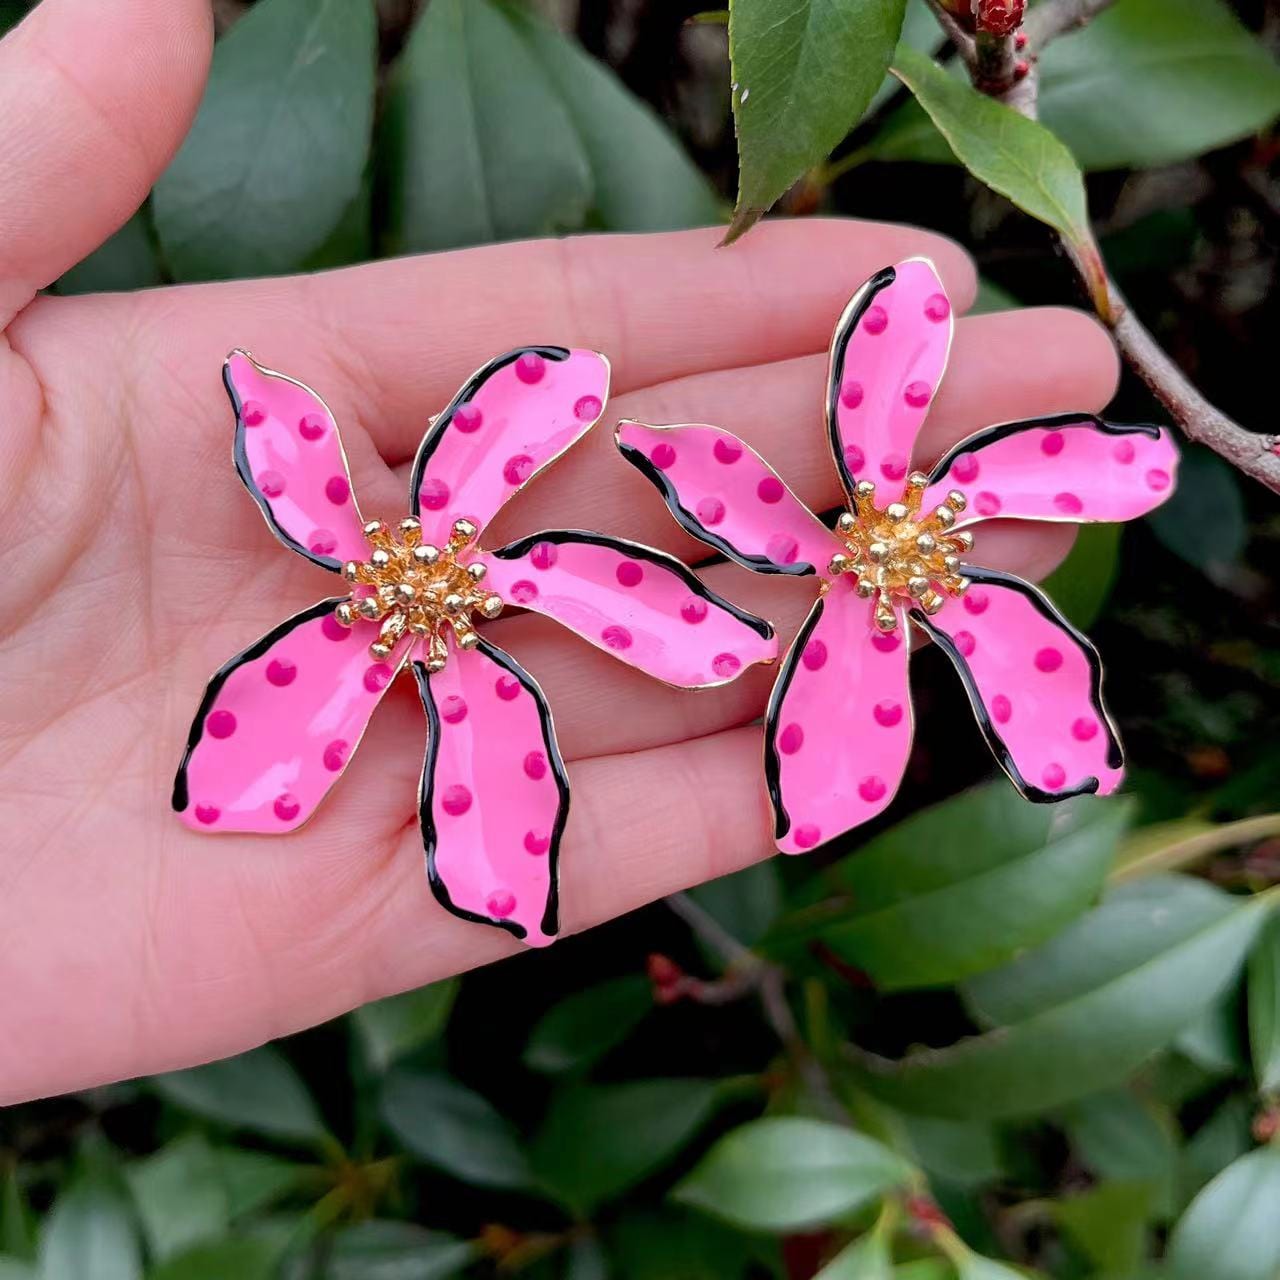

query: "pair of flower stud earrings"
xmin=173 ymin=258 xmax=1179 ymax=948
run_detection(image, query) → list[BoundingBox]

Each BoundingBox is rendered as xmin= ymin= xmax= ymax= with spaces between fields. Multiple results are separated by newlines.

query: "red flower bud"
xmin=974 ymin=0 xmax=1025 ymax=36
xmin=1015 ymin=31 xmax=1028 ymax=49
xmin=646 ymin=953 xmax=686 ymax=1004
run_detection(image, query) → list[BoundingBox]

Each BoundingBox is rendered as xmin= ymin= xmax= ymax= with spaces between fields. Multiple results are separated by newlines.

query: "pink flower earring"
xmin=617 ymin=258 xmax=1180 ymax=855
xmin=174 ymin=347 xmax=777 ymax=945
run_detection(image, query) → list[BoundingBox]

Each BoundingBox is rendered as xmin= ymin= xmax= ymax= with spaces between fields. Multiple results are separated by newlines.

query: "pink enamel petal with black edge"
xmin=765 ymin=577 xmax=914 ymax=855
xmin=415 ymin=638 xmax=569 ymax=948
xmin=615 ymin=420 xmax=842 ymax=576
xmin=827 ymin=258 xmax=954 ymax=505
xmin=225 ymin=352 xmax=367 ymax=570
xmin=921 ymin=415 xmax=1179 ymax=527
xmin=409 ymin=347 xmax=610 ymax=545
xmin=912 ymin=566 xmax=1124 ymax=802
xmin=174 ymin=600 xmax=407 ymax=833
xmin=480 ymin=531 xmax=777 ymax=688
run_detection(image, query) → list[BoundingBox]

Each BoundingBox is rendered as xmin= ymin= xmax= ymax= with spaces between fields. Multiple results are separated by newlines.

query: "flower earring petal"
xmin=912 ymin=566 xmax=1124 ymax=800
xmin=410 ymin=346 xmax=610 ymax=544
xmin=922 ymin=415 xmax=1180 ymax=525
xmin=415 ymin=638 xmax=568 ymax=948
xmin=174 ymin=600 xmax=408 ymax=833
xmin=766 ymin=580 xmax=915 ymax=855
xmin=481 ymin=530 xmax=776 ymax=688
xmin=226 ymin=351 xmax=367 ymax=569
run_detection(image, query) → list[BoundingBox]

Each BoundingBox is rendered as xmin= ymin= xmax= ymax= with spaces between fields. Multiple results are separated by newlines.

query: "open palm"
xmin=0 ymin=0 xmax=1120 ymax=1103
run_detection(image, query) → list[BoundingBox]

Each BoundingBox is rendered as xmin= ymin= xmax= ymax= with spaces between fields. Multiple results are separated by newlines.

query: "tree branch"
xmin=922 ymin=0 xmax=978 ymax=70
xmin=1026 ymin=0 xmax=1119 ymax=50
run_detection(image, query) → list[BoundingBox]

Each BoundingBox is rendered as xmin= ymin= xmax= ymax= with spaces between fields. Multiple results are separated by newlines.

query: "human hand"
xmin=0 ymin=0 xmax=1118 ymax=1102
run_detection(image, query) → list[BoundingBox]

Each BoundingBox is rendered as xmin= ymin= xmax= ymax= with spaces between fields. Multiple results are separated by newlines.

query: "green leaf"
xmin=954 ymin=1256 xmax=1026 ymax=1280
xmin=674 ymin=1117 xmax=913 ymax=1232
xmin=1148 ymin=447 xmax=1246 ymax=574
xmin=213 ymin=1148 xmax=312 ymax=1218
xmin=1 ymin=1167 xmax=35 ymax=1260
xmin=849 ymin=878 xmax=1273 ymax=1119
xmin=379 ymin=0 xmax=717 ymax=254
xmin=1175 ymin=987 xmax=1247 ymax=1075
xmin=687 ymin=861 xmax=783 ymax=948
xmin=151 ymin=1046 xmax=329 ymax=1147
xmin=1041 ymin=523 xmax=1123 ymax=630
xmin=533 ymin=1079 xmax=724 ymax=1215
xmin=727 ymin=0 xmax=907 ymax=239
xmin=149 ymin=1239 xmax=282 ymax=1280
xmin=889 ymin=46 xmax=1107 ymax=311
xmin=381 ymin=1070 xmax=532 ymax=1190
xmin=124 ymin=1136 xmax=227 ymax=1261
xmin=1248 ymin=912 xmax=1280 ymax=1094
xmin=1181 ymin=1095 xmax=1254 ymax=1207
xmin=352 ymin=980 xmax=460 ymax=1074
xmin=865 ymin=0 xmax=946 ymax=119
xmin=1058 ymin=1092 xmax=1177 ymax=1218
xmin=38 ymin=1174 xmax=142 ymax=1280
xmin=324 ymin=1222 xmax=477 ymax=1280
xmin=894 ymin=1265 xmax=953 ymax=1280
xmin=899 ymin=1114 xmax=1004 ymax=1190
xmin=153 ymin=0 xmax=376 ymax=280
xmin=772 ymin=786 xmax=1127 ymax=990
xmin=523 ymin=976 xmax=652 ymax=1075
xmin=1054 ymin=1181 xmax=1156 ymax=1274
xmin=816 ymin=1232 xmax=893 ymax=1278
xmin=55 ymin=213 xmax=163 ymax=295
xmin=609 ymin=1208 xmax=780 ymax=1280
xmin=0 ymin=1262 xmax=35 ymax=1280
xmin=1167 ymin=1147 xmax=1280 ymax=1280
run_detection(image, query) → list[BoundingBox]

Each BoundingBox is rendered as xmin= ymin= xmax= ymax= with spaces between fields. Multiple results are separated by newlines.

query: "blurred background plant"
xmin=2 ymin=0 xmax=1279 ymax=1275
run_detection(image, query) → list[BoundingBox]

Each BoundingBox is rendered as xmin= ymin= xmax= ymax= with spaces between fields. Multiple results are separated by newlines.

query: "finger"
xmin=0 ymin=0 xmax=211 ymax=321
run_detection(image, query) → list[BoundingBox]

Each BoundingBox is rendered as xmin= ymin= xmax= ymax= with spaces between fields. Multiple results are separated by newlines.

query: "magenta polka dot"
xmin=504 ymin=454 xmax=535 ymax=486
xmin=881 ymin=454 xmax=908 ymax=482
xmin=863 ymin=305 xmax=888 ymax=335
xmin=714 ymin=437 xmax=743 ymax=464
xmin=953 ymin=630 xmax=976 ymax=658
xmin=1146 ymin=468 xmax=1171 ymax=491
xmin=841 ymin=381 xmax=864 ymax=410
xmin=419 ymin=477 xmax=450 ymax=510
xmin=1072 ymin=716 xmax=1099 ymax=742
xmin=309 ymin=530 xmax=337 ymax=557
xmin=274 ymin=793 xmax=300 ymax=822
xmin=602 ymin=625 xmax=633 ymax=651
xmin=323 ymin=740 xmax=349 ymax=772
xmin=524 ymin=830 xmax=550 ymax=856
xmin=441 ymin=695 xmax=468 ymax=724
xmin=974 ymin=491 xmax=1002 ymax=517
xmin=1042 ymin=763 xmax=1067 ymax=790
xmin=859 ymin=776 xmax=887 ymax=803
xmin=524 ymin=751 xmax=547 ymax=780
xmin=991 ymin=695 xmax=1012 ymax=724
xmin=843 ymin=444 xmax=865 ymax=474
xmin=321 ymin=614 xmax=349 ymax=642
xmin=486 ymin=890 xmax=516 ymax=918
xmin=1113 ymin=439 xmax=1136 ymax=465
xmin=681 ymin=596 xmax=708 ymax=624
xmin=873 ymin=700 xmax=903 ymax=728
xmin=241 ymin=401 xmax=266 ymax=427
xmin=650 ymin=442 xmax=677 ymax=470
xmin=495 ymin=675 xmax=522 ymax=701
xmin=325 ymin=475 xmax=350 ymax=505
xmin=530 ymin=540 xmax=559 ymax=570
xmin=453 ymin=404 xmax=483 ymax=433
xmin=510 ymin=579 xmax=538 ymax=604
xmin=515 ymin=352 xmax=546 ymax=384
xmin=778 ymin=723 xmax=804 ymax=754
xmin=803 ymin=638 xmax=827 ymax=670
xmin=871 ymin=631 xmax=901 ymax=652
xmin=1053 ymin=492 xmax=1084 ymax=515
xmin=299 ymin=413 xmax=326 ymax=441
xmin=963 ymin=589 xmax=989 ymax=616
xmin=364 ymin=663 xmax=393 ymax=693
xmin=757 ymin=476 xmax=785 ymax=504
xmin=904 ymin=381 xmax=932 ymax=408
xmin=794 ymin=824 xmax=822 ymax=849
xmin=765 ymin=533 xmax=799 ymax=565
xmin=924 ymin=293 xmax=951 ymax=323
xmin=952 ymin=453 xmax=980 ymax=484
xmin=1035 ymin=647 xmax=1063 ymax=673
xmin=442 ymin=784 xmax=472 ymax=816
xmin=1041 ymin=431 xmax=1065 ymax=456
xmin=207 ymin=709 xmax=236 ymax=739
xmin=695 ymin=496 xmax=726 ymax=526
xmin=258 ymin=470 xmax=285 ymax=498
xmin=712 ymin=652 xmax=741 ymax=678
xmin=195 ymin=804 xmax=220 ymax=825
xmin=574 ymin=395 xmax=602 ymax=421
xmin=616 ymin=560 xmax=644 ymax=587
xmin=266 ymin=658 xmax=296 ymax=686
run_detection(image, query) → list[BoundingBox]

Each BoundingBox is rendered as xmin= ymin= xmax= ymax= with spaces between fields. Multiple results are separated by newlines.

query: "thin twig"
xmin=1026 ymin=0 xmax=1118 ymax=51
xmin=922 ymin=0 xmax=978 ymax=69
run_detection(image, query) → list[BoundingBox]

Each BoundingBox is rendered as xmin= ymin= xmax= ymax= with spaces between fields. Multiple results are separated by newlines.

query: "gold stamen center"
xmin=335 ymin=517 xmax=503 ymax=671
xmin=827 ymin=471 xmax=974 ymax=633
